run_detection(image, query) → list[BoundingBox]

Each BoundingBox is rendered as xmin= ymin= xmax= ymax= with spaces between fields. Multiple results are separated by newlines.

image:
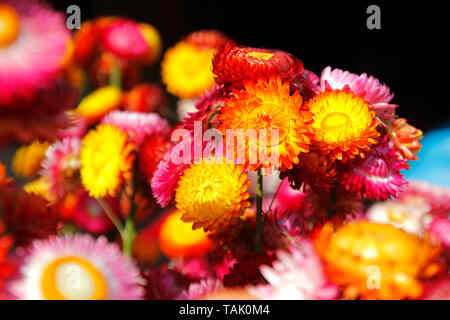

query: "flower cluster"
xmin=0 ymin=0 xmax=448 ymax=301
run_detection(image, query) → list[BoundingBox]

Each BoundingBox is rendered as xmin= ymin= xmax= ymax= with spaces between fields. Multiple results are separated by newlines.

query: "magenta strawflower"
xmin=341 ymin=138 xmax=408 ymax=200
xmin=429 ymin=217 xmax=450 ymax=248
xmin=101 ymin=19 xmax=149 ymax=61
xmin=0 ymin=0 xmax=70 ymax=106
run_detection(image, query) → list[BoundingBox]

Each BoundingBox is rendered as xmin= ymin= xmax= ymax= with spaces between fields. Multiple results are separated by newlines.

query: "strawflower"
xmin=175 ymin=157 xmax=251 ymax=232
xmin=219 ymin=77 xmax=314 ymax=172
xmin=80 ymin=124 xmax=134 ymax=198
xmin=8 ymin=234 xmax=143 ymax=300
xmin=307 ymin=90 xmax=379 ymax=162
xmin=11 ymin=140 xmax=50 ymax=178
xmin=314 ymin=221 xmax=442 ymax=299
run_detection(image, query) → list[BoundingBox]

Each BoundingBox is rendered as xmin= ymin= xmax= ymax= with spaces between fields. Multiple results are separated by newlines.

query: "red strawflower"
xmin=0 ymin=229 xmax=15 ymax=300
xmin=281 ymin=151 xmax=339 ymax=194
xmin=123 ymin=83 xmax=168 ymax=113
xmin=143 ymin=265 xmax=198 ymax=300
xmin=212 ymin=44 xmax=303 ymax=90
xmin=0 ymin=184 xmax=60 ymax=247
xmin=139 ymin=134 xmax=172 ymax=182
xmin=0 ymin=82 xmax=78 ymax=146
xmin=185 ymin=30 xmax=234 ymax=50
xmin=223 ymin=253 xmax=275 ymax=287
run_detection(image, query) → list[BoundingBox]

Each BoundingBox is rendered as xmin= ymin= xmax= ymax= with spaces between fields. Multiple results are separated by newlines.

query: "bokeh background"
xmin=50 ymin=0 xmax=449 ymax=131
xmin=1 ymin=1 xmax=448 ymax=185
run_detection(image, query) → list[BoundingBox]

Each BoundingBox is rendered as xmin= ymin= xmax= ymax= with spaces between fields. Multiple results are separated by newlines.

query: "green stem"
xmin=109 ymin=62 xmax=122 ymax=88
xmin=122 ymin=217 xmax=136 ymax=258
xmin=122 ymin=159 xmax=139 ymax=257
xmin=96 ymin=198 xmax=124 ymax=237
xmin=255 ymin=169 xmax=264 ymax=254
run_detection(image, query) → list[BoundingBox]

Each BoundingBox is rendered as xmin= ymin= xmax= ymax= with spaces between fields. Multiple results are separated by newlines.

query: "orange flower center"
xmin=245 ymin=51 xmax=274 ymax=61
xmin=0 ymin=4 xmax=20 ymax=48
xmin=41 ymin=256 xmax=108 ymax=300
xmin=320 ymin=112 xmax=352 ymax=131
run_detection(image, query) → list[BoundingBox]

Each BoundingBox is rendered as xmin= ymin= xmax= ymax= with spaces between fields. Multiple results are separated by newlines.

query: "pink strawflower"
xmin=182 ymin=85 xmax=227 ymax=134
xmin=8 ymin=234 xmax=144 ymax=299
xmin=0 ymin=0 xmax=70 ymax=106
xmin=151 ymin=146 xmax=188 ymax=207
xmin=429 ymin=217 xmax=450 ymax=248
xmin=151 ymin=136 xmax=218 ymax=207
xmin=101 ymin=19 xmax=149 ymax=61
xmin=101 ymin=111 xmax=170 ymax=147
xmin=58 ymin=111 xmax=87 ymax=139
xmin=176 ymin=279 xmax=223 ymax=300
xmin=248 ymin=241 xmax=338 ymax=300
xmin=266 ymin=209 xmax=309 ymax=242
xmin=399 ymin=181 xmax=450 ymax=217
xmin=366 ymin=200 xmax=432 ymax=236
xmin=319 ymin=66 xmax=397 ymax=119
xmin=40 ymin=137 xmax=81 ymax=198
xmin=341 ymin=138 xmax=408 ymax=200
xmin=421 ymin=277 xmax=450 ymax=300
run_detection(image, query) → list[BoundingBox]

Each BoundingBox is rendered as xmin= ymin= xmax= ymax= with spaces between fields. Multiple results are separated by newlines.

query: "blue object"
xmin=404 ymin=127 xmax=450 ymax=188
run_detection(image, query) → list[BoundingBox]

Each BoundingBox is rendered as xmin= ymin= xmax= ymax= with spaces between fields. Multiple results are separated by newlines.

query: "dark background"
xmin=51 ymin=0 xmax=449 ymax=132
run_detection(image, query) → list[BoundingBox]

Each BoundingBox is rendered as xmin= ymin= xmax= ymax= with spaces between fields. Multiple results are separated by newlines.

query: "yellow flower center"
xmin=388 ymin=209 xmax=408 ymax=223
xmin=321 ymin=112 xmax=353 ymax=131
xmin=175 ymin=157 xmax=251 ymax=231
xmin=0 ymin=4 xmax=19 ymax=48
xmin=41 ymin=256 xmax=108 ymax=300
xmin=245 ymin=51 xmax=274 ymax=61
xmin=308 ymin=90 xmax=379 ymax=161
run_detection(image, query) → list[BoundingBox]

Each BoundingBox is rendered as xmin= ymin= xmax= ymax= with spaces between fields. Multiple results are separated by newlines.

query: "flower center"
xmin=0 ymin=4 xmax=19 ymax=48
xmin=388 ymin=209 xmax=408 ymax=223
xmin=41 ymin=256 xmax=108 ymax=300
xmin=257 ymin=111 xmax=273 ymax=128
xmin=245 ymin=51 xmax=274 ymax=61
xmin=320 ymin=112 xmax=352 ymax=131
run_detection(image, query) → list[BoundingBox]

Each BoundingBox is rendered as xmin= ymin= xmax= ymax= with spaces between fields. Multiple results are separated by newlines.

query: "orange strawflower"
xmin=391 ymin=118 xmax=423 ymax=160
xmin=219 ymin=77 xmax=314 ymax=173
xmin=314 ymin=221 xmax=442 ymax=300
xmin=159 ymin=210 xmax=212 ymax=258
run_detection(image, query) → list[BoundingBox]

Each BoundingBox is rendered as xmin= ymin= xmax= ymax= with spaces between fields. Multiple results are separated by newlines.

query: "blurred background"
xmin=1 ymin=0 xmax=448 ymax=185
xmin=50 ymin=0 xmax=449 ymax=131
